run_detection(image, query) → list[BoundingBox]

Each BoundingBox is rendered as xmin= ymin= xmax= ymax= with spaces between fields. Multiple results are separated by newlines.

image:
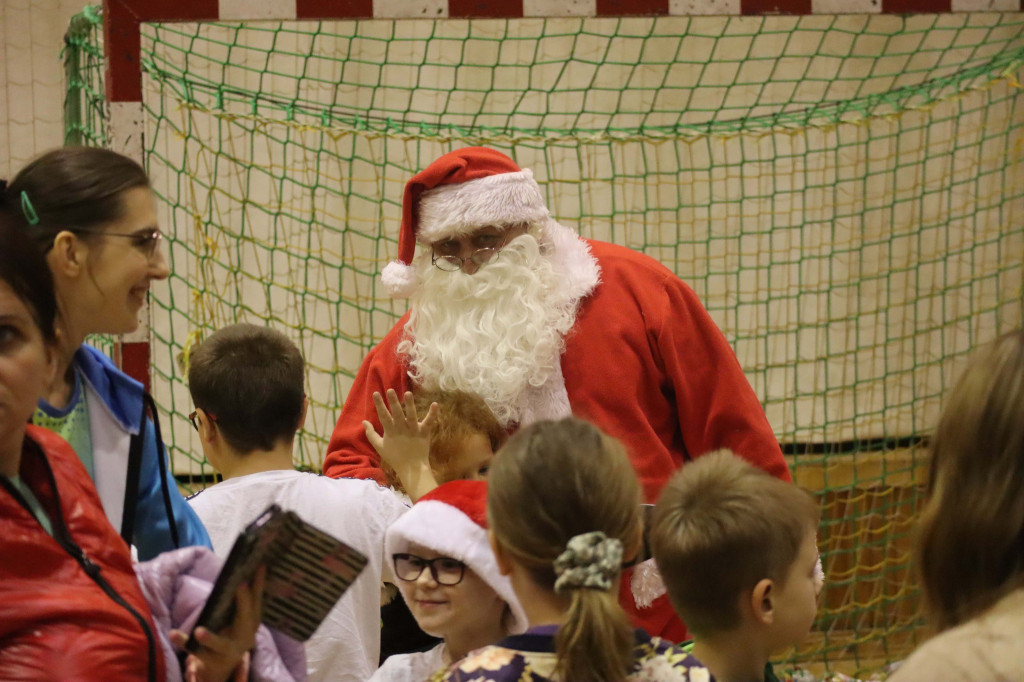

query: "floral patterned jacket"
xmin=432 ymin=625 xmax=713 ymax=682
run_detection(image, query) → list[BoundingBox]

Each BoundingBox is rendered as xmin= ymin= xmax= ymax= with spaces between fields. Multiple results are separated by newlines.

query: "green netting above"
xmin=141 ymin=14 xmax=1024 ymax=137
xmin=64 ymin=8 xmax=1024 ymax=675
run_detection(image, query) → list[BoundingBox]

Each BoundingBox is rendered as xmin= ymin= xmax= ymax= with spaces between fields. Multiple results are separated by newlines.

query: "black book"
xmin=187 ymin=504 xmax=368 ymax=651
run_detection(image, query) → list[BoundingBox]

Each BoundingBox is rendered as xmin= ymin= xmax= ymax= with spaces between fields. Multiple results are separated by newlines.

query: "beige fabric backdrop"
xmin=0 ymin=0 xmax=87 ymax=178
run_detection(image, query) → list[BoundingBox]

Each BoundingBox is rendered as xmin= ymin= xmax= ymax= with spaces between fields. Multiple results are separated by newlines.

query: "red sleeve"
xmin=323 ymin=318 xmax=411 ymax=483
xmin=655 ymin=278 xmax=791 ymax=482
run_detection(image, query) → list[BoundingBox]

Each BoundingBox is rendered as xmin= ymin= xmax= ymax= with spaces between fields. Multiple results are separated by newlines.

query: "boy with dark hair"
xmin=186 ymin=323 xmax=408 ymax=682
xmin=649 ymin=450 xmax=823 ymax=682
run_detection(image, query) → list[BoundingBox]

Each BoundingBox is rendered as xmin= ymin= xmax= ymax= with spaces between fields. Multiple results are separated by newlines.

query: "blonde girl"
xmin=440 ymin=417 xmax=704 ymax=681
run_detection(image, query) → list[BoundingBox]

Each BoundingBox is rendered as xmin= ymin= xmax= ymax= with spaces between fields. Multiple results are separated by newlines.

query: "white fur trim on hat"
xmin=385 ymin=500 xmax=529 ymax=634
xmin=417 ymin=169 xmax=550 ymax=243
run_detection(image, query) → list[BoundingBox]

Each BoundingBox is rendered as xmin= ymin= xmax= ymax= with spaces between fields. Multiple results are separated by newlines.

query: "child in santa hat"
xmin=369 ymin=479 xmax=528 ymax=682
xmin=366 ymin=387 xmax=509 ymax=667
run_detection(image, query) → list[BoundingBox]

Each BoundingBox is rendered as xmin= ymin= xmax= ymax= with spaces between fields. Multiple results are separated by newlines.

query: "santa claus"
xmin=324 ymin=147 xmax=789 ymax=640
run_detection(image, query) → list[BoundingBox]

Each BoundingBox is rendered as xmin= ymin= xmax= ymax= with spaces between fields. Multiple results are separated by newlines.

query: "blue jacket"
xmin=69 ymin=345 xmax=211 ymax=560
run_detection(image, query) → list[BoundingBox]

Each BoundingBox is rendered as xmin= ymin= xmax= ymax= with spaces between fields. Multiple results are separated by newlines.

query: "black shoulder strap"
xmin=145 ymin=392 xmax=180 ymax=549
xmin=120 ymin=393 xmax=180 ymax=550
xmin=119 ymin=402 xmax=145 ymax=548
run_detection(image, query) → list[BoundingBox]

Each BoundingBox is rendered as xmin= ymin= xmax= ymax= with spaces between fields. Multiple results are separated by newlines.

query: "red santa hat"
xmin=380 ymin=147 xmax=551 ymax=298
xmin=385 ymin=479 xmax=529 ymax=634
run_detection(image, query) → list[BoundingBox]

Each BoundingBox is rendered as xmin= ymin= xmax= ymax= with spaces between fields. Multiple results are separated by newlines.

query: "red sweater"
xmin=0 ymin=426 xmax=165 ymax=681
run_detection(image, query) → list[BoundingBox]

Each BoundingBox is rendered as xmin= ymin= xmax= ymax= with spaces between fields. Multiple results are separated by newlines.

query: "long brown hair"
xmin=5 ymin=147 xmax=150 ymax=250
xmin=488 ymin=418 xmax=641 ymax=682
xmin=0 ymin=211 xmax=58 ymax=344
xmin=917 ymin=329 xmax=1024 ymax=630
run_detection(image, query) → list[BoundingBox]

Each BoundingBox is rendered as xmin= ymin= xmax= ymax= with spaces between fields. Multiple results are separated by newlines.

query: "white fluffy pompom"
xmin=381 ymin=261 xmax=419 ymax=299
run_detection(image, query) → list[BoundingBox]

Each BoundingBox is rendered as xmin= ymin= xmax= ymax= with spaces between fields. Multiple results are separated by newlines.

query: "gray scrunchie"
xmin=553 ymin=531 xmax=623 ymax=593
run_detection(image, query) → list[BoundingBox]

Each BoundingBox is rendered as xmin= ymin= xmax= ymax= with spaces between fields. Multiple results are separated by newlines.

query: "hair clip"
xmin=20 ymin=190 xmax=39 ymax=226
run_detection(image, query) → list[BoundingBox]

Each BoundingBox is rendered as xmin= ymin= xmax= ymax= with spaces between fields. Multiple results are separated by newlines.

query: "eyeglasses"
xmin=188 ymin=409 xmax=219 ymax=432
xmin=431 ymin=248 xmax=502 ymax=272
xmin=393 ymin=553 xmax=466 ymax=586
xmin=430 ymin=232 xmax=512 ymax=273
xmin=74 ymin=227 xmax=164 ymax=259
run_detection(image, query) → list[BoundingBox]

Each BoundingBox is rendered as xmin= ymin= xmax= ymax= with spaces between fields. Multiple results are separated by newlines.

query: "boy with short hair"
xmin=186 ymin=323 xmax=409 ymax=682
xmin=650 ymin=450 xmax=823 ymax=682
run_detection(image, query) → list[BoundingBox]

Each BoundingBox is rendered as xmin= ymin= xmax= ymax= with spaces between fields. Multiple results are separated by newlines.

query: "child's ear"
xmin=198 ymin=409 xmax=219 ymax=444
xmin=489 ymin=529 xmax=512 ymax=576
xmin=297 ymin=395 xmax=309 ymax=430
xmin=751 ymin=578 xmax=775 ymax=626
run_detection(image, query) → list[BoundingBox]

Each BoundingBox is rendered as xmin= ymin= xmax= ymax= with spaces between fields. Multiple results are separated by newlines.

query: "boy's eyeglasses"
xmin=188 ymin=409 xmax=219 ymax=432
xmin=393 ymin=553 xmax=466 ymax=586
xmin=73 ymin=227 xmax=164 ymax=259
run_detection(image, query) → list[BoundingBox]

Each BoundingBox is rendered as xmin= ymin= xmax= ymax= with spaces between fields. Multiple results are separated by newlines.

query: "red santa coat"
xmin=325 ymin=239 xmax=789 ymax=642
xmin=325 ymin=238 xmax=789 ymax=496
xmin=0 ymin=425 xmax=164 ymax=682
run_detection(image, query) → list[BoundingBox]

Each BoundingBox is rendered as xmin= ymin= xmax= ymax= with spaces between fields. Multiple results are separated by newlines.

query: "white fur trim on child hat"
xmin=384 ymin=479 xmax=529 ymax=635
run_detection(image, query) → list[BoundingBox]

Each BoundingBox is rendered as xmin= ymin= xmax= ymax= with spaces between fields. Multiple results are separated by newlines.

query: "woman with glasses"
xmin=369 ymin=479 xmax=528 ymax=682
xmin=2 ymin=148 xmax=210 ymax=560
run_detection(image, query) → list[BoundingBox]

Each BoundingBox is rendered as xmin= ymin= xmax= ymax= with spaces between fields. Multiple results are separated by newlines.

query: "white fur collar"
xmin=512 ymin=219 xmax=600 ymax=425
xmin=540 ymin=218 xmax=601 ymax=301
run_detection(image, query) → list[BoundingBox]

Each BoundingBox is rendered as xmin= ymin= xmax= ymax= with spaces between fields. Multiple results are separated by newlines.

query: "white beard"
xmin=397 ymin=233 xmax=581 ymax=427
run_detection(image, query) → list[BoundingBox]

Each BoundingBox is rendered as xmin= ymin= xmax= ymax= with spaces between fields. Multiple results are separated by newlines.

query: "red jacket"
xmin=0 ymin=425 xmax=165 ymax=681
xmin=324 ymin=240 xmax=788 ymax=497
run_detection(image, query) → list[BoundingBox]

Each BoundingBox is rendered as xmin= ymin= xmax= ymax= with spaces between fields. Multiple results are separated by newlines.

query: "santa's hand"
xmin=364 ymin=389 xmax=440 ymax=500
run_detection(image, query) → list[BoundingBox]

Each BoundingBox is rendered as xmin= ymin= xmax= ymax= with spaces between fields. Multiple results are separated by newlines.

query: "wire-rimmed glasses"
xmin=188 ymin=409 xmax=219 ymax=432
xmin=73 ymin=227 xmax=164 ymax=259
xmin=430 ymin=230 xmax=513 ymax=272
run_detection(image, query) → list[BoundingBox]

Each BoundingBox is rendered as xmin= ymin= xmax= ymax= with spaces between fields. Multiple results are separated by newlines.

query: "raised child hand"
xmin=363 ymin=388 xmax=440 ymax=501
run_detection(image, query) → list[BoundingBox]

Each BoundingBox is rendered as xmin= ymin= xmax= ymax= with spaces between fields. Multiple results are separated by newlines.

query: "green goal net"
xmin=64 ymin=8 xmax=1024 ymax=674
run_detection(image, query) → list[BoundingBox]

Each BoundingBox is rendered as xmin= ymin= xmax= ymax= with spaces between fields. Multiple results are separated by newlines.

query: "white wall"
xmin=0 ymin=0 xmax=88 ymax=177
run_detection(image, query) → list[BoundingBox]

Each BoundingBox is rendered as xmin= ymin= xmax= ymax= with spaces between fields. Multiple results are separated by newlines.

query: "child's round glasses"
xmin=393 ymin=553 xmax=466 ymax=586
